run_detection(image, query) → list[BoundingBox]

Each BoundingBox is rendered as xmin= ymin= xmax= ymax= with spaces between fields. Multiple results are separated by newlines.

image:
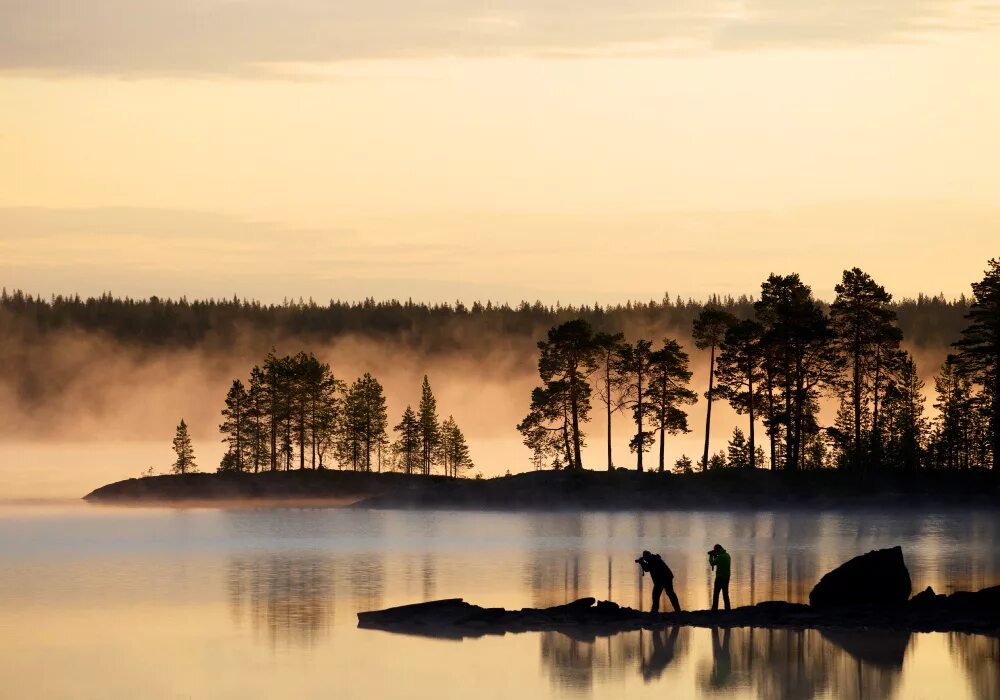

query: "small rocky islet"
xmin=357 ymin=546 xmax=1000 ymax=638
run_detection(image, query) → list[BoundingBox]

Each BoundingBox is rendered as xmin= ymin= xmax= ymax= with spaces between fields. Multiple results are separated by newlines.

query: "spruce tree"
xmin=418 ymin=375 xmax=441 ymax=476
xmin=172 ymin=418 xmax=197 ymax=474
xmin=393 ymin=406 xmax=421 ymax=475
xmin=715 ymin=319 xmax=767 ymax=469
xmin=219 ymin=379 xmax=249 ymax=472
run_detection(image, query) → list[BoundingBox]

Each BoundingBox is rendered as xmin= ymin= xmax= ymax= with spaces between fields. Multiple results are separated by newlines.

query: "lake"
xmin=1 ymin=503 xmax=997 ymax=699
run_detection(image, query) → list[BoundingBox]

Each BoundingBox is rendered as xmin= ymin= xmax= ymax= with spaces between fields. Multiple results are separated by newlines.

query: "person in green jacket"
xmin=708 ymin=543 xmax=731 ymax=611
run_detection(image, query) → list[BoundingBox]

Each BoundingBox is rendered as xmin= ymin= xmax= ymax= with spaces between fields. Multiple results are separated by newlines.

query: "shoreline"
xmin=83 ymin=468 xmax=1000 ymax=509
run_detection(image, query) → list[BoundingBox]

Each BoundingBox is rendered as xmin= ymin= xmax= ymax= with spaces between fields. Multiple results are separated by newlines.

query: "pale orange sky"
xmin=1 ymin=0 xmax=999 ymax=303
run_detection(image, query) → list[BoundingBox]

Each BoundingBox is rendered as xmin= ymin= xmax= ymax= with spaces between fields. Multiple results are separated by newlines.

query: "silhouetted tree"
xmin=393 ymin=406 xmax=421 ymax=475
xmin=726 ymin=427 xmax=750 ymax=469
xmin=830 ymin=268 xmax=901 ymax=471
xmin=519 ymin=320 xmax=598 ymax=470
xmin=674 ymin=454 xmax=693 ymax=473
xmin=755 ymin=274 xmax=842 ymax=470
xmin=172 ymin=418 xmax=197 ymax=474
xmin=593 ymin=331 xmax=626 ymax=470
xmin=246 ymin=367 xmax=270 ymax=473
xmin=339 ymin=373 xmax=388 ymax=472
xmin=418 ymin=375 xmax=441 ymax=475
xmin=881 ymin=352 xmax=927 ymax=470
xmin=648 ymin=339 xmax=697 ymax=472
xmin=715 ymin=319 xmax=767 ymax=469
xmin=692 ymin=307 xmax=736 ymax=472
xmin=220 ymin=379 xmax=249 ymax=472
xmin=619 ymin=339 xmax=655 ymax=471
xmin=439 ymin=415 xmax=474 ymax=477
xmin=954 ymin=258 xmax=1000 ymax=471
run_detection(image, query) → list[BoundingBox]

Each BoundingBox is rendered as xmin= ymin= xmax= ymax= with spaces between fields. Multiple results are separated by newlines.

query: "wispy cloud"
xmin=0 ymin=0 xmax=996 ymax=78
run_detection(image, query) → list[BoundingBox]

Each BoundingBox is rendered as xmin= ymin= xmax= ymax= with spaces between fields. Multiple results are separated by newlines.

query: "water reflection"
xmin=949 ymin=633 xmax=1000 ymax=700
xmin=539 ymin=625 xmax=915 ymax=697
xmin=228 ymin=554 xmax=335 ymax=647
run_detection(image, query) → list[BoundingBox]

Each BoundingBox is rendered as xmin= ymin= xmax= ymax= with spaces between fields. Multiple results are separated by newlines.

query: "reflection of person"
xmin=641 ymin=626 xmax=682 ymax=682
xmin=708 ymin=544 xmax=731 ymax=611
xmin=636 ymin=550 xmax=682 ymax=613
xmin=708 ymin=627 xmax=733 ymax=688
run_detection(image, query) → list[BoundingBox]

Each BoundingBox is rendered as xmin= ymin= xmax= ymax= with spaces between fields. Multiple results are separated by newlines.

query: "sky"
xmin=2 ymin=0 xmax=1000 ymax=304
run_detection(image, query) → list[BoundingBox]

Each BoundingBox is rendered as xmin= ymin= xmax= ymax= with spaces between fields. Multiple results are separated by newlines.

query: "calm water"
xmin=1 ymin=503 xmax=998 ymax=699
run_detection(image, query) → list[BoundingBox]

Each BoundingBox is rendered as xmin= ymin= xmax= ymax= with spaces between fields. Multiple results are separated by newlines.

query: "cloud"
xmin=0 ymin=0 xmax=995 ymax=77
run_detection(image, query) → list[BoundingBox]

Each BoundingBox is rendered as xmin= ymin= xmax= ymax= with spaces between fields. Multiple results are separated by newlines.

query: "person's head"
xmin=642 ymin=550 xmax=652 ymax=558
xmin=713 ymin=544 xmax=723 ymax=552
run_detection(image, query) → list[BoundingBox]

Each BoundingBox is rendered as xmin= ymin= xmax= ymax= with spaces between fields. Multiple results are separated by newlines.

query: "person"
xmin=636 ymin=550 xmax=682 ymax=613
xmin=708 ymin=543 xmax=731 ymax=611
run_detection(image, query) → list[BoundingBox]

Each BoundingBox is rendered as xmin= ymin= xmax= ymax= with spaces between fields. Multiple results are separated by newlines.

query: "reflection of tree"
xmin=228 ymin=554 xmax=335 ymax=647
xmin=949 ymin=633 xmax=1000 ymax=700
xmin=527 ymin=551 xmax=590 ymax=609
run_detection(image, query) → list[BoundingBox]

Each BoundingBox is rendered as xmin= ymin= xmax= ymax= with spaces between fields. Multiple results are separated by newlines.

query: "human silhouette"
xmin=708 ymin=627 xmax=733 ymax=688
xmin=641 ymin=626 xmax=682 ymax=681
xmin=708 ymin=543 xmax=731 ymax=611
xmin=636 ymin=550 xmax=682 ymax=613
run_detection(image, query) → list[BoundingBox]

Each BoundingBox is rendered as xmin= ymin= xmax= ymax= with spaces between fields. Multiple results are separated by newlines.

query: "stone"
xmin=809 ymin=546 xmax=912 ymax=609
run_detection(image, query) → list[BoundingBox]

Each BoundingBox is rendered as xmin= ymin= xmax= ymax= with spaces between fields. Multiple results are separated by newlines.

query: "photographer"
xmin=636 ymin=550 xmax=682 ymax=613
xmin=708 ymin=543 xmax=731 ymax=611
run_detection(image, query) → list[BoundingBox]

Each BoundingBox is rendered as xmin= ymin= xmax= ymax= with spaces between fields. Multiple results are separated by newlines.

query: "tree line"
xmin=177 ymin=352 xmax=474 ymax=476
xmin=519 ymin=260 xmax=1000 ymax=473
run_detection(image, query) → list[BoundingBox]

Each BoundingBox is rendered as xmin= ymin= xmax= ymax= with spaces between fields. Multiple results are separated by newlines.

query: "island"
xmin=84 ymin=468 xmax=1000 ymax=509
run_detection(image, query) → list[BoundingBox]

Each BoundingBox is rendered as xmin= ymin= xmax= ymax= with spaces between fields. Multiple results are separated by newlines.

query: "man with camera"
xmin=708 ymin=543 xmax=732 ymax=611
xmin=635 ymin=550 xmax=682 ymax=613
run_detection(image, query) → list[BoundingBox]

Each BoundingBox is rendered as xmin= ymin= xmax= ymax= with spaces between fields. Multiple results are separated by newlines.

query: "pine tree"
xmin=673 ymin=454 xmax=693 ymax=474
xmin=647 ymin=339 xmax=697 ymax=472
xmin=830 ymin=268 xmax=901 ymax=471
xmin=246 ymin=366 xmax=270 ymax=473
xmin=440 ymin=415 xmax=474 ymax=477
xmin=715 ymin=319 xmax=767 ymax=469
xmin=219 ymin=379 xmax=249 ymax=472
xmin=692 ymin=307 xmax=736 ymax=474
xmin=393 ymin=406 xmax=421 ymax=475
xmin=593 ymin=332 xmax=626 ymax=470
xmin=954 ymin=258 xmax=1000 ymax=471
xmin=726 ymin=427 xmax=750 ymax=469
xmin=172 ymin=418 xmax=197 ymax=474
xmin=618 ymin=339 xmax=655 ymax=471
xmin=520 ymin=320 xmax=598 ymax=470
xmin=418 ymin=375 xmax=441 ymax=476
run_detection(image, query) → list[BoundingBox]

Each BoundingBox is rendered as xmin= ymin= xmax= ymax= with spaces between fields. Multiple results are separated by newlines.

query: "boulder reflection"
xmin=540 ymin=625 xmax=911 ymax=697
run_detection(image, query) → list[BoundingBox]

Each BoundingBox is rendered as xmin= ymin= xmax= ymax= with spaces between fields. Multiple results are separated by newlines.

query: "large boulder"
xmin=809 ymin=546 xmax=911 ymax=609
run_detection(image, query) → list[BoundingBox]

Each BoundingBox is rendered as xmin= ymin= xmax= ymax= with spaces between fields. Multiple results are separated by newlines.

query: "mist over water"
xmin=0 ymin=304 xmax=958 ymax=498
xmin=1 ymin=502 xmax=997 ymax=698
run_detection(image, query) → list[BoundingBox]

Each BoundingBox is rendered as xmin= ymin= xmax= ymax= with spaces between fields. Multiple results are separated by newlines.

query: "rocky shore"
xmin=358 ymin=547 xmax=1000 ymax=638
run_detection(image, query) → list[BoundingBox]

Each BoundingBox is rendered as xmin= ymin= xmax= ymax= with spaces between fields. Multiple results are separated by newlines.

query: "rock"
xmin=908 ymin=586 xmax=940 ymax=610
xmin=809 ymin=546 xmax=912 ymax=609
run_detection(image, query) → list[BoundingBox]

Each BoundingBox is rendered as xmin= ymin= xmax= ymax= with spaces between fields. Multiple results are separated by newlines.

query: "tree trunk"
xmin=853 ymin=320 xmax=862 ymax=472
xmin=570 ymin=372 xmax=583 ymax=471
xmin=748 ymin=371 xmax=756 ymax=470
xmin=606 ymin=364 xmax=614 ymax=471
xmin=702 ymin=343 xmax=716 ymax=472
xmin=636 ymin=366 xmax=644 ymax=473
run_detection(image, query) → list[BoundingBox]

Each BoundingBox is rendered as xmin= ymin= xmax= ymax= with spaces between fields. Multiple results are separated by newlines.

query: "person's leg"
xmin=665 ymin=579 xmax=682 ymax=612
xmin=722 ymin=576 xmax=731 ymax=611
xmin=712 ymin=577 xmax=721 ymax=611
xmin=651 ymin=583 xmax=663 ymax=613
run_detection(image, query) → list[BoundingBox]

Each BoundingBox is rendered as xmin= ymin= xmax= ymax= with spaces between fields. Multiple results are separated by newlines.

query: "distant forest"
xmin=0 ymin=287 xmax=972 ymax=352
xmin=1 ymin=263 xmax=996 ymax=476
